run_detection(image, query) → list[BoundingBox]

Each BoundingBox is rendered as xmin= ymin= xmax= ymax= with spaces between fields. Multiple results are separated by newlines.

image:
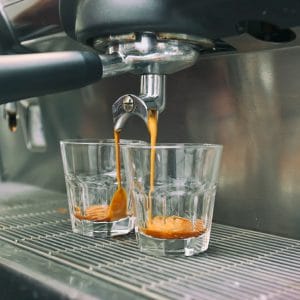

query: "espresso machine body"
xmin=0 ymin=1 xmax=300 ymax=298
xmin=0 ymin=0 xmax=299 ymax=237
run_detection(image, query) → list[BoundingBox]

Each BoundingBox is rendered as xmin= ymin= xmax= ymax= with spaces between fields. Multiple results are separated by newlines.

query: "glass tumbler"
xmin=60 ymin=139 xmax=145 ymax=237
xmin=124 ymin=143 xmax=223 ymax=256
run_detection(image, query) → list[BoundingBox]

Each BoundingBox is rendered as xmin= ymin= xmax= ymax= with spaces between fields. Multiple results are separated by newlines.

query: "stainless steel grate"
xmin=0 ymin=192 xmax=299 ymax=300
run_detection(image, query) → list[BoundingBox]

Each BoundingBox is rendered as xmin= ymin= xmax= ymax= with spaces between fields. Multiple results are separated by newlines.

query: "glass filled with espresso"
xmin=124 ymin=143 xmax=223 ymax=256
xmin=60 ymin=139 xmax=145 ymax=237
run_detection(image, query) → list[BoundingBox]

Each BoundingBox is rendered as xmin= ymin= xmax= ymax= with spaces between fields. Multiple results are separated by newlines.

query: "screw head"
xmin=122 ymin=95 xmax=135 ymax=113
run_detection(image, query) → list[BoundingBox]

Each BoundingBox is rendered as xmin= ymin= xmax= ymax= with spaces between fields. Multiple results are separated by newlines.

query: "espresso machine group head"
xmin=105 ymin=32 xmax=203 ymax=131
xmin=0 ymin=0 xmax=300 ymax=130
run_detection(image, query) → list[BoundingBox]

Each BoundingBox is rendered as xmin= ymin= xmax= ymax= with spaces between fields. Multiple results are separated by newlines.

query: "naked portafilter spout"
xmin=112 ymin=74 xmax=166 ymax=132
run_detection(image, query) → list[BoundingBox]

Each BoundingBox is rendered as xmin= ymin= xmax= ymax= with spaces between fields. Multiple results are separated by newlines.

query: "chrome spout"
xmin=140 ymin=74 xmax=166 ymax=113
xmin=112 ymin=74 xmax=166 ymax=131
xmin=112 ymin=94 xmax=148 ymax=131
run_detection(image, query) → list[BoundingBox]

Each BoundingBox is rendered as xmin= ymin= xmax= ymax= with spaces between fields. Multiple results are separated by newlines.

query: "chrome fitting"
xmin=112 ymin=74 xmax=166 ymax=131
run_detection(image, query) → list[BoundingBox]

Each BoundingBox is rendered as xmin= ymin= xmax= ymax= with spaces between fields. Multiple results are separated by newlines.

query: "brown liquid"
xmin=75 ymin=110 xmax=204 ymax=237
xmin=74 ymin=130 xmax=127 ymax=222
xmin=74 ymin=189 xmax=127 ymax=222
xmin=75 ymin=205 xmax=110 ymax=222
xmin=141 ymin=216 xmax=205 ymax=239
xmin=147 ymin=110 xmax=158 ymax=219
xmin=114 ymin=130 xmax=122 ymax=189
xmin=145 ymin=110 xmax=205 ymax=239
xmin=109 ymin=130 xmax=128 ymax=220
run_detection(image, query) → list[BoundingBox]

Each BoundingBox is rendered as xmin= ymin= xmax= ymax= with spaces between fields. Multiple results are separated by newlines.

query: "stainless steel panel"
xmin=1 ymin=42 xmax=300 ymax=238
xmin=0 ymin=185 xmax=299 ymax=300
xmin=2 ymin=0 xmax=61 ymax=42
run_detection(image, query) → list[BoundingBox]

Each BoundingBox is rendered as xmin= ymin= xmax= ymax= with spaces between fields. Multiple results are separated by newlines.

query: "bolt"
xmin=122 ymin=95 xmax=135 ymax=113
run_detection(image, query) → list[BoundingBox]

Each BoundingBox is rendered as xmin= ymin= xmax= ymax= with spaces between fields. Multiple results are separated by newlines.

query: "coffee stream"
xmin=75 ymin=109 xmax=205 ymax=238
xmin=141 ymin=110 xmax=205 ymax=239
xmin=114 ymin=130 xmax=122 ymax=189
xmin=147 ymin=110 xmax=158 ymax=220
xmin=109 ymin=130 xmax=127 ymax=220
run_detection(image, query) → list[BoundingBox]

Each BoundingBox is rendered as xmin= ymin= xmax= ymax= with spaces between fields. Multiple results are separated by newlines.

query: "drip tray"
xmin=0 ymin=183 xmax=299 ymax=299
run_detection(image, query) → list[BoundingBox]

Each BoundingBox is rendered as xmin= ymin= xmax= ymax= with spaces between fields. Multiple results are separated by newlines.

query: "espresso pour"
xmin=112 ymin=74 xmax=205 ymax=239
xmin=109 ymin=34 xmax=208 ymax=237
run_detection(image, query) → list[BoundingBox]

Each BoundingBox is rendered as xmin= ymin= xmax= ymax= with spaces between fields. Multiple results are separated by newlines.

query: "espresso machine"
xmin=0 ymin=1 xmax=300 ymax=299
xmin=0 ymin=0 xmax=299 ymax=127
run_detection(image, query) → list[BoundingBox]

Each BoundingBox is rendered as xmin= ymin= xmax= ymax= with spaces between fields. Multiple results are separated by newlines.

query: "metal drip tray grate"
xmin=0 ymin=188 xmax=299 ymax=299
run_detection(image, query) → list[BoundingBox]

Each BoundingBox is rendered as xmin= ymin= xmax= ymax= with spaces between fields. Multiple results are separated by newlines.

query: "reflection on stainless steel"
xmin=100 ymin=53 xmax=134 ymax=78
xmin=3 ymin=102 xmax=18 ymax=132
xmin=157 ymin=32 xmax=214 ymax=48
xmin=1 ymin=43 xmax=300 ymax=238
xmin=3 ymin=0 xmax=61 ymax=42
xmin=21 ymin=32 xmax=95 ymax=53
xmin=140 ymin=74 xmax=166 ymax=113
xmin=0 ymin=1 xmax=18 ymax=49
xmin=224 ymin=26 xmax=300 ymax=53
xmin=19 ymin=98 xmax=47 ymax=152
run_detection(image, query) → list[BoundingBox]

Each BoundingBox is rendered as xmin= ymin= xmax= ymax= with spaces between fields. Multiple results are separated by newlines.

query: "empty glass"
xmin=124 ymin=143 xmax=223 ymax=256
xmin=60 ymin=139 xmax=145 ymax=237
